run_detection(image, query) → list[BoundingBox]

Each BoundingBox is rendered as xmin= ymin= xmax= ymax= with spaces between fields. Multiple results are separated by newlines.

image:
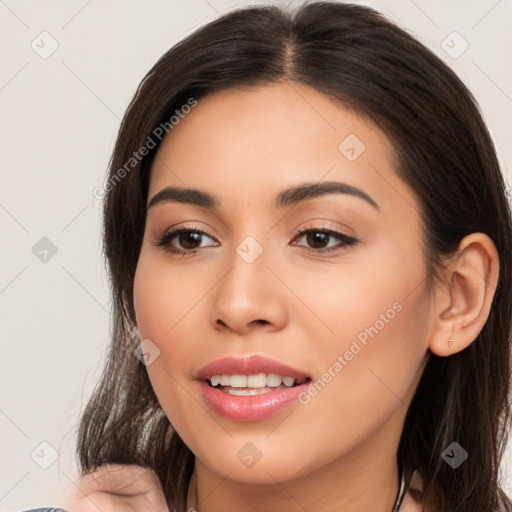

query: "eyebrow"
xmin=147 ymin=181 xmax=379 ymax=211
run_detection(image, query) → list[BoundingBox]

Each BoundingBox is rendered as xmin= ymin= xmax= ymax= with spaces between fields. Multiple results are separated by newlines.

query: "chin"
xmin=195 ymin=445 xmax=314 ymax=485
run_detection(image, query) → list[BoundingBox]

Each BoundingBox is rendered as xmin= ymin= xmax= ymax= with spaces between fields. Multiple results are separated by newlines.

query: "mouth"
xmin=196 ymin=355 xmax=313 ymax=421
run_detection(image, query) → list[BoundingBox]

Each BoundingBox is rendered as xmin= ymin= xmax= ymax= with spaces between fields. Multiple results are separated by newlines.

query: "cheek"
xmin=276 ymin=285 xmax=430 ymax=480
xmin=295 ymin=238 xmax=429 ymax=419
xmin=292 ymin=232 xmax=425 ymax=351
xmin=133 ymin=249 xmax=213 ymax=432
xmin=303 ymin=248 xmax=428 ymax=418
xmin=133 ymin=249 xmax=209 ymax=348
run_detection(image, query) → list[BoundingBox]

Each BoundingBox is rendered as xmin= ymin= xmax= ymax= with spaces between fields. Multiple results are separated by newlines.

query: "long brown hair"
xmin=76 ymin=2 xmax=512 ymax=510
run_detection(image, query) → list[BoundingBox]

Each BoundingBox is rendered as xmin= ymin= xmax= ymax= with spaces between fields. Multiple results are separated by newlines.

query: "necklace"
xmin=392 ymin=466 xmax=408 ymax=512
xmin=186 ymin=466 xmax=410 ymax=512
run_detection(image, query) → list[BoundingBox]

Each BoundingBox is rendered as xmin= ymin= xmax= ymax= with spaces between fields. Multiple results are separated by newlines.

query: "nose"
xmin=210 ymin=243 xmax=288 ymax=335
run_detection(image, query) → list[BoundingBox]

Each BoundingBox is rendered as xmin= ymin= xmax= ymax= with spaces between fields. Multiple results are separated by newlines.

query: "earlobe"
xmin=428 ymin=233 xmax=499 ymax=357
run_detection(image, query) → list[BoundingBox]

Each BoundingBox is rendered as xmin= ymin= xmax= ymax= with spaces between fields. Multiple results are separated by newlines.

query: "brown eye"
xmin=176 ymin=231 xmax=203 ymax=250
xmin=154 ymin=228 xmax=218 ymax=255
xmin=291 ymin=228 xmax=358 ymax=253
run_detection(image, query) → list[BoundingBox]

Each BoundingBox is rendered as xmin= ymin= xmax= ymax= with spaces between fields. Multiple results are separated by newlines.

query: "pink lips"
xmin=196 ymin=355 xmax=312 ymax=422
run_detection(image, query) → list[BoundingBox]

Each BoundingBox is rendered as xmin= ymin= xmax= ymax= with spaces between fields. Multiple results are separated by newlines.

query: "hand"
xmin=58 ymin=463 xmax=170 ymax=512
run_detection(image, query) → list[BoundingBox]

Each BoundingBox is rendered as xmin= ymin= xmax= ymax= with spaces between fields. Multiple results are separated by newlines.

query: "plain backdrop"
xmin=1 ymin=0 xmax=511 ymax=509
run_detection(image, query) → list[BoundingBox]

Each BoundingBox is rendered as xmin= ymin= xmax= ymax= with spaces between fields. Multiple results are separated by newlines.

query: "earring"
xmin=448 ymin=338 xmax=453 ymax=349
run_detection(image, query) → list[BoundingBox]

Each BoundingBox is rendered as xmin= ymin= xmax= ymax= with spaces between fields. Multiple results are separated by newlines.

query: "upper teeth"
xmin=210 ymin=373 xmax=305 ymax=388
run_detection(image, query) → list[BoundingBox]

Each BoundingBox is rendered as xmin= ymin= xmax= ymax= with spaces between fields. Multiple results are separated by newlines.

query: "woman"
xmin=24 ymin=1 xmax=512 ymax=511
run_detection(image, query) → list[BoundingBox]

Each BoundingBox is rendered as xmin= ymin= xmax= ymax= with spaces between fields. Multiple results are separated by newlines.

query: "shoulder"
xmin=400 ymin=469 xmax=425 ymax=512
xmin=400 ymin=492 xmax=423 ymax=512
xmin=20 ymin=509 xmax=69 ymax=512
xmin=67 ymin=463 xmax=163 ymax=495
xmin=58 ymin=463 xmax=169 ymax=511
xmin=402 ymin=469 xmax=447 ymax=512
xmin=19 ymin=465 xmax=166 ymax=512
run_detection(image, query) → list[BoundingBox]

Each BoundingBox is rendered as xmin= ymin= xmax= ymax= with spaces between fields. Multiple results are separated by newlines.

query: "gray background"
xmin=1 ymin=0 xmax=511 ymax=509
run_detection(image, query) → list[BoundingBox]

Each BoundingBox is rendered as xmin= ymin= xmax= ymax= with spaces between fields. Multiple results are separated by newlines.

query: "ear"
xmin=428 ymin=233 xmax=499 ymax=357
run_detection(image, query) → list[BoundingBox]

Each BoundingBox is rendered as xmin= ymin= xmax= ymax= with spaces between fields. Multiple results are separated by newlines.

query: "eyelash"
xmin=153 ymin=224 xmax=359 ymax=256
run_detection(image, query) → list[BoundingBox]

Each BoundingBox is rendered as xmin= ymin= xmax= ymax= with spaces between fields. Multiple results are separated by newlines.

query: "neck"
xmin=186 ymin=419 xmax=402 ymax=512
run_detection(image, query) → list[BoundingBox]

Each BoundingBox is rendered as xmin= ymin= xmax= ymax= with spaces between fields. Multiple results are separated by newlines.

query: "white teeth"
xmin=226 ymin=387 xmax=276 ymax=396
xmin=209 ymin=373 xmax=305 ymax=389
xmin=247 ymin=373 xmax=267 ymax=388
xmin=230 ymin=375 xmax=247 ymax=388
xmin=219 ymin=375 xmax=231 ymax=386
xmin=266 ymin=373 xmax=282 ymax=387
xmin=282 ymin=376 xmax=295 ymax=387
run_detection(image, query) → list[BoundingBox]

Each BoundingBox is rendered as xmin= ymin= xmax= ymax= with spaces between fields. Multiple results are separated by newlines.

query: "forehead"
xmin=147 ymin=82 xmax=410 ymax=215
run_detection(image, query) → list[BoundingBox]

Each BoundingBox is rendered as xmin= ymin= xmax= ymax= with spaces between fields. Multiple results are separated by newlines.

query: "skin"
xmin=62 ymin=82 xmax=499 ymax=512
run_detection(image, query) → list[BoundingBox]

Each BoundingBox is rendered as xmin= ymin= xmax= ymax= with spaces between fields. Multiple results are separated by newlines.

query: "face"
xmin=133 ymin=82 xmax=433 ymax=484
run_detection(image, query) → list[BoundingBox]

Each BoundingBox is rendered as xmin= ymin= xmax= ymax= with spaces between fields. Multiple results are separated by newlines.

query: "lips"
xmin=195 ymin=355 xmax=313 ymax=422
